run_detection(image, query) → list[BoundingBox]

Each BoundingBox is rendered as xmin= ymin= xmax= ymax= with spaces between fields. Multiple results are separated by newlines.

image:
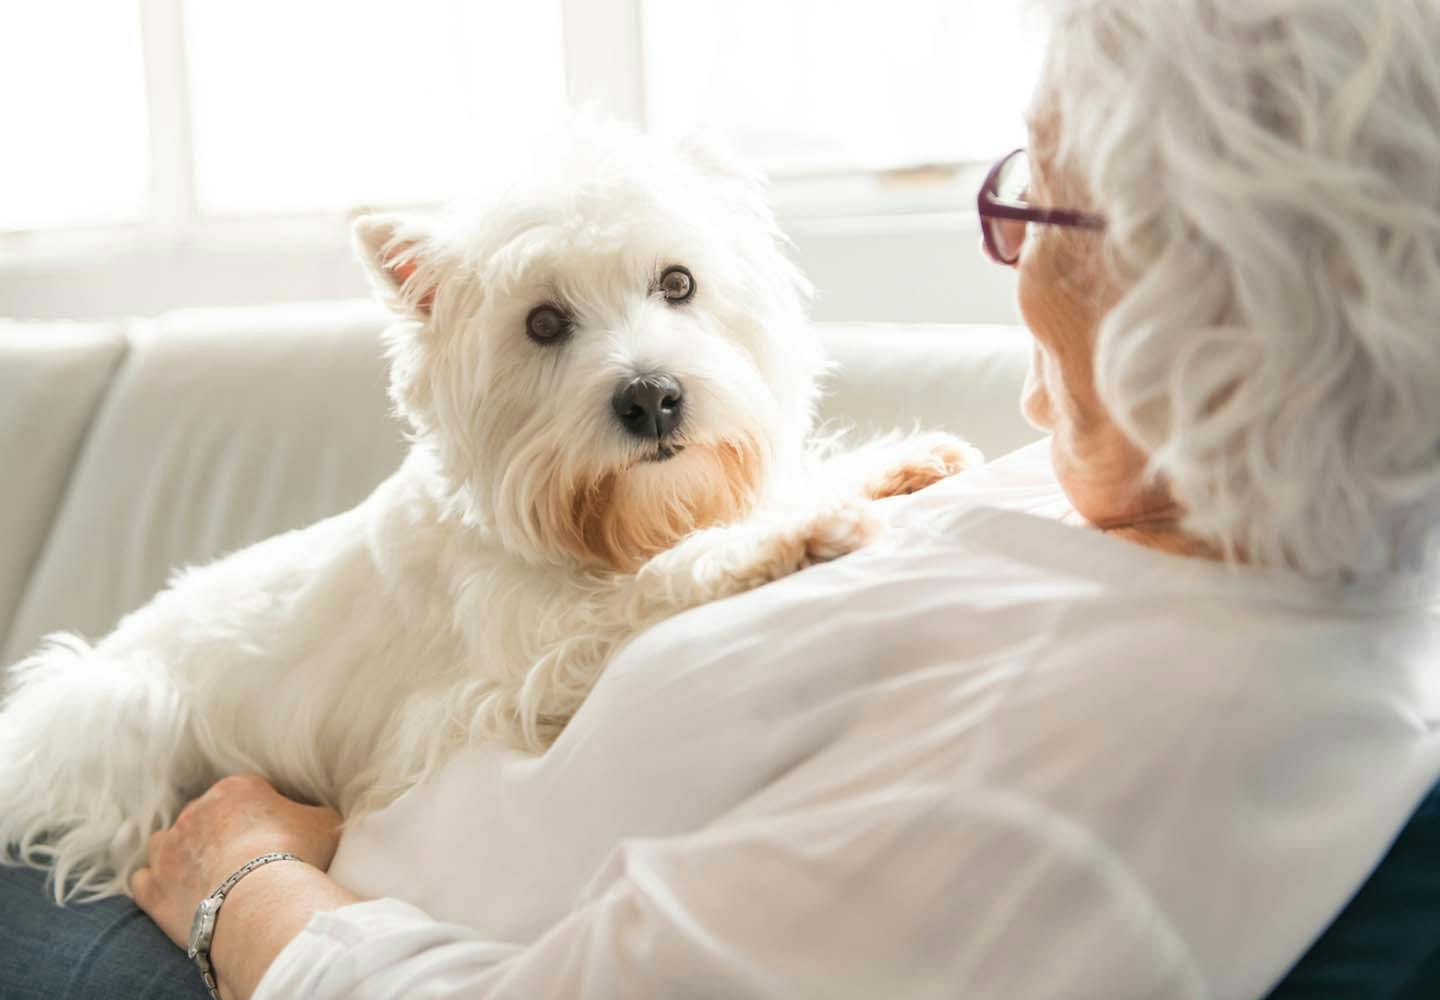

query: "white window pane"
xmin=185 ymin=0 xmax=566 ymax=216
xmin=642 ymin=0 xmax=1043 ymax=174
xmin=0 ymin=1 xmax=148 ymax=231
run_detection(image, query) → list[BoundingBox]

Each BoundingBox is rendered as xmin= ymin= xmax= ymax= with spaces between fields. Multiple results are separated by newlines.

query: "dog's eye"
xmin=526 ymin=305 xmax=570 ymax=344
xmin=658 ymin=266 xmax=695 ymax=304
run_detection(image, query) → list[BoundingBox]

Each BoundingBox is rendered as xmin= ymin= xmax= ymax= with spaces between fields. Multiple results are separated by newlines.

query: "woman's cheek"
xmin=1015 ymin=226 xmax=1047 ymax=329
xmin=1016 ymin=239 xmax=1064 ymax=431
xmin=1021 ymin=343 xmax=1057 ymax=429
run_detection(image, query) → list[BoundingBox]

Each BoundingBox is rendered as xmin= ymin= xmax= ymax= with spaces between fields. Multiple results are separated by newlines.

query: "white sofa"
xmin=0 ymin=302 xmax=1040 ymax=669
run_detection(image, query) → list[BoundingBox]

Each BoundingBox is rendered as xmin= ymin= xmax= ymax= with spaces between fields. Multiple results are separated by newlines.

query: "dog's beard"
xmin=540 ymin=437 xmax=765 ymax=572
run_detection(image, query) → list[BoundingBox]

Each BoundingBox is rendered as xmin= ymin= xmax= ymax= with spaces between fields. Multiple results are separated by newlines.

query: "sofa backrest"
xmin=1 ymin=303 xmax=1039 ymax=666
xmin=3 ymin=302 xmax=405 ymax=664
xmin=0 ymin=322 xmax=128 ymax=653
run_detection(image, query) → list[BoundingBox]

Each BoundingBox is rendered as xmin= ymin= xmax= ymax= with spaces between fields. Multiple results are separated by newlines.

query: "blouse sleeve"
xmin=255 ymin=785 xmax=1207 ymax=1000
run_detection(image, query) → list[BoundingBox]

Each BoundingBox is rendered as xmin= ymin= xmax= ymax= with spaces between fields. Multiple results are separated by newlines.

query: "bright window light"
xmin=642 ymin=0 xmax=1043 ymax=175
xmin=0 ymin=2 xmax=149 ymax=231
xmin=184 ymin=0 xmax=567 ymax=216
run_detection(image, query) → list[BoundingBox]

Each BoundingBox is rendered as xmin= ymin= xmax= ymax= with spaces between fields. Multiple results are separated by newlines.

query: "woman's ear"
xmin=351 ymin=214 xmax=441 ymax=318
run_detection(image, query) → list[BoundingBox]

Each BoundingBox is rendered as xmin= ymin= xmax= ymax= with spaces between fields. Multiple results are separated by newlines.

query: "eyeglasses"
xmin=977 ymin=148 xmax=1106 ymax=266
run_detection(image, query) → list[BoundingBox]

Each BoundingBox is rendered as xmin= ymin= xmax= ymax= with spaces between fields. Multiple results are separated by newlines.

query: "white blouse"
xmin=256 ymin=442 xmax=1440 ymax=1000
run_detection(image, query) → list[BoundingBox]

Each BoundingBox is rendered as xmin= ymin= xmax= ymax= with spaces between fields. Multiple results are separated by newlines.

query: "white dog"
xmin=0 ymin=120 xmax=977 ymax=901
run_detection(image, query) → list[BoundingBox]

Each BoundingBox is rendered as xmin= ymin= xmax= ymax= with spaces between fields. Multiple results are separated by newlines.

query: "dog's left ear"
xmin=351 ymin=214 xmax=442 ymax=319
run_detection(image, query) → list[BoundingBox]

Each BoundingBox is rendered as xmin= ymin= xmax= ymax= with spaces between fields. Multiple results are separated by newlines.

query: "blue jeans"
xmin=0 ymin=864 xmax=208 ymax=1000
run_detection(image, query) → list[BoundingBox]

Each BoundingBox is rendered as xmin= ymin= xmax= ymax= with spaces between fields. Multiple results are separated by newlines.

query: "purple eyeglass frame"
xmin=977 ymin=148 xmax=1106 ymax=265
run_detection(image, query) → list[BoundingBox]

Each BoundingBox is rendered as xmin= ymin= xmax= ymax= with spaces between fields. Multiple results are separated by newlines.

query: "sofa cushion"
xmin=818 ymin=323 xmax=1038 ymax=459
xmin=0 ymin=322 xmax=127 ymax=656
xmin=2 ymin=302 xmax=404 ymax=664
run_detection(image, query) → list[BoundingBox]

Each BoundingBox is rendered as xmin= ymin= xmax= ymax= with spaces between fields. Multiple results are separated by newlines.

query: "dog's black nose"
xmin=612 ymin=374 xmax=684 ymax=441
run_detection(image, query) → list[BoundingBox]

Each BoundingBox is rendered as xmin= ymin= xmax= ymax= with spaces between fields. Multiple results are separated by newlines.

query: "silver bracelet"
xmin=187 ymin=852 xmax=304 ymax=1000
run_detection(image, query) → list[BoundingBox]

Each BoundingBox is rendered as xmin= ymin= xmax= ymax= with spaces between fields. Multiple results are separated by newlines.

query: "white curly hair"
xmin=1035 ymin=0 xmax=1440 ymax=581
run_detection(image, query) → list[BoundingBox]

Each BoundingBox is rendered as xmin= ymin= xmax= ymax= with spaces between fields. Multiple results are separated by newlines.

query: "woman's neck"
xmin=1051 ymin=434 xmax=1223 ymax=562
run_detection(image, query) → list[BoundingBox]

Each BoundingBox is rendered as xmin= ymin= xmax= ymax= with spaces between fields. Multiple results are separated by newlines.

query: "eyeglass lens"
xmin=991 ymin=151 xmax=1031 ymax=263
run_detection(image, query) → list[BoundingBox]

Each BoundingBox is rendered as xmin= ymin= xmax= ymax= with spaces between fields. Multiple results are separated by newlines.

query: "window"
xmin=185 ymin=0 xmax=566 ymax=215
xmin=0 ymin=0 xmax=1038 ymax=323
xmin=0 ymin=1 xmax=149 ymax=231
xmin=642 ymin=0 xmax=1040 ymax=176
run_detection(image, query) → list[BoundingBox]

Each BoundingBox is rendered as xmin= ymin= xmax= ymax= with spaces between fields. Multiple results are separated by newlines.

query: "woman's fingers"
xmin=128 ymin=865 xmax=153 ymax=905
xmin=130 ymin=864 xmax=191 ymax=948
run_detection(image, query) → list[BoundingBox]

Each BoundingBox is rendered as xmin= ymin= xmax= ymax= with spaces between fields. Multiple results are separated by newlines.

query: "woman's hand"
xmin=130 ymin=773 xmax=343 ymax=949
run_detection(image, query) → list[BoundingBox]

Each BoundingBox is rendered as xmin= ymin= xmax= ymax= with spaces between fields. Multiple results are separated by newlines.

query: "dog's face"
xmin=354 ymin=122 xmax=824 ymax=572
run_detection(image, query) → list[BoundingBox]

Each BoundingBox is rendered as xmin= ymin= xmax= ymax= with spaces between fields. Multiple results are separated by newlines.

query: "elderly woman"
xmin=5 ymin=0 xmax=1439 ymax=997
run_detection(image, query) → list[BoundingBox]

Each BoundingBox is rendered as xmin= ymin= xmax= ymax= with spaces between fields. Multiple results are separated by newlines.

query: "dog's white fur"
xmin=0 ymin=120 xmax=978 ymax=901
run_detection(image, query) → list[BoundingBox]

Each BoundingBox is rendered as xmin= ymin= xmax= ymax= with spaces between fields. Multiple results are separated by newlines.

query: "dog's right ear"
xmin=351 ymin=214 xmax=441 ymax=319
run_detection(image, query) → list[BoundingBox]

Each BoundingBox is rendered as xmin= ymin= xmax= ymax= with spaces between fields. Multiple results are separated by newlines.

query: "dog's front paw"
xmin=866 ymin=432 xmax=983 ymax=500
xmin=626 ymin=502 xmax=877 ymax=618
xmin=799 ymin=500 xmax=876 ymax=567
